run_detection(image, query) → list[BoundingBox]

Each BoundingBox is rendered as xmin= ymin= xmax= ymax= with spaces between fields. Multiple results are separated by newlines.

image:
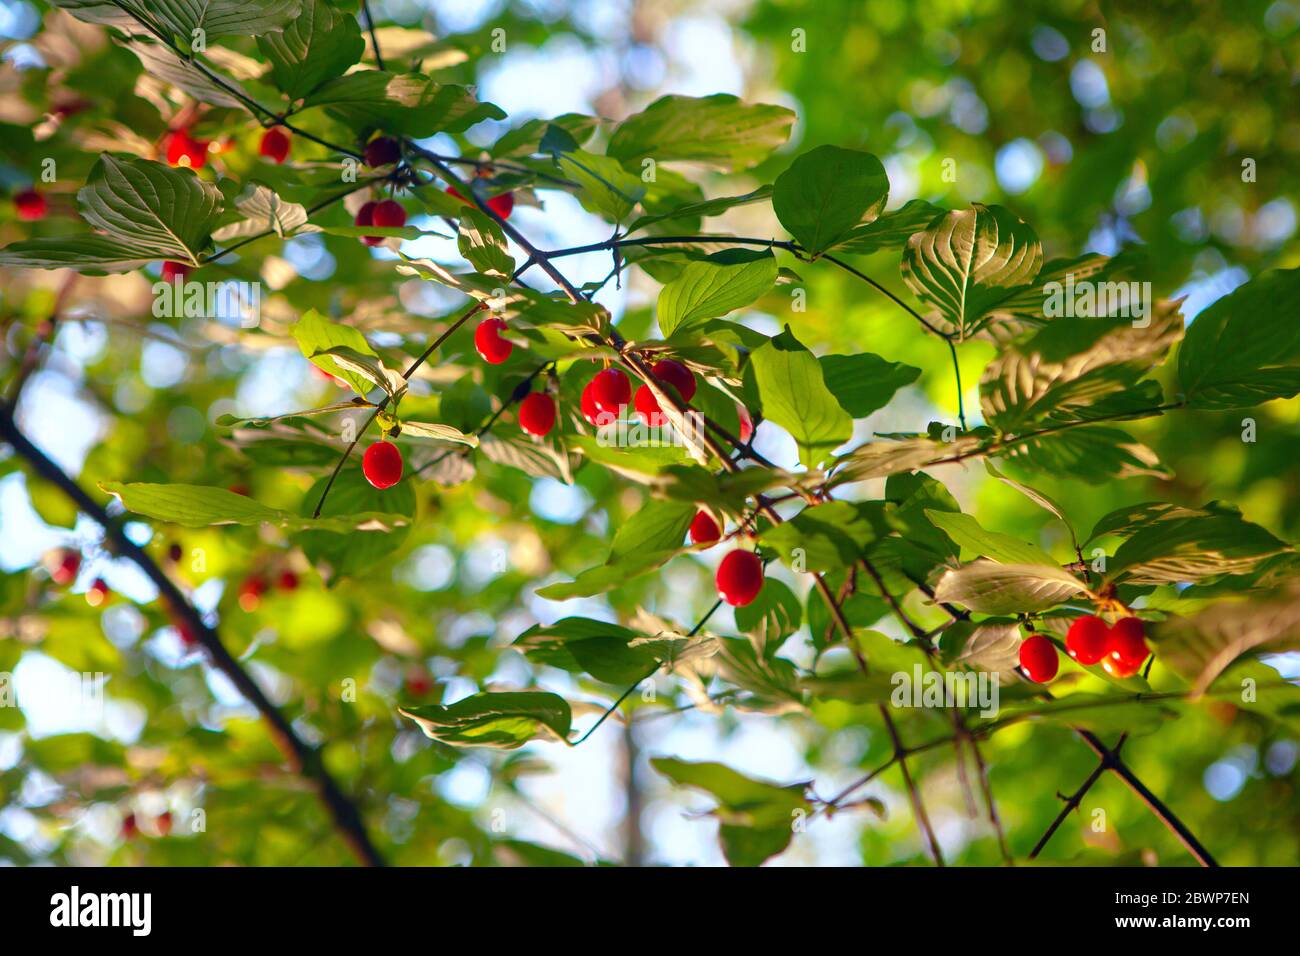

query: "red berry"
xmin=259 ymin=127 xmax=291 ymax=163
xmin=651 ymin=358 xmax=696 ymax=401
xmin=738 ymin=405 xmax=754 ymax=443
xmin=157 ymin=811 xmax=173 ymax=837
xmin=364 ymin=136 xmax=401 ymax=167
xmin=371 ymin=199 xmax=406 ymax=228
xmin=161 ymin=261 xmax=191 ymax=282
xmin=277 ymin=569 xmax=299 ymax=592
xmin=1019 ymin=633 xmax=1059 ymax=683
xmin=167 ymin=542 xmax=183 ymax=563
xmin=405 ymin=665 xmax=434 ymax=697
xmin=689 ymin=511 xmax=721 ymax=546
xmin=50 ymin=549 xmax=80 ymax=586
xmin=487 ymin=191 xmax=515 ymax=218
xmin=1107 ymin=617 xmax=1149 ymax=671
xmin=121 ymin=812 xmax=139 ymax=839
xmin=518 ymin=392 xmax=556 ymax=437
xmin=86 ymin=577 xmax=110 ymax=607
xmin=580 ymin=380 xmax=603 ymax=425
xmin=363 ymin=440 xmax=403 ymax=489
xmin=1101 ymin=655 xmax=1139 ymax=679
xmin=589 ymin=368 xmax=630 ymax=415
xmin=474 ymin=317 xmax=513 ymax=364
xmin=177 ymin=620 xmax=200 ymax=648
xmin=355 ymin=201 xmax=383 ymax=246
xmin=716 ymin=550 xmax=763 ymax=607
xmin=1065 ymin=614 xmax=1109 ymax=665
xmin=238 ymin=575 xmax=267 ymax=612
xmin=164 ymin=129 xmax=208 ymax=169
xmin=632 ymin=385 xmax=665 ymax=426
xmin=13 ymin=189 xmax=46 ymax=221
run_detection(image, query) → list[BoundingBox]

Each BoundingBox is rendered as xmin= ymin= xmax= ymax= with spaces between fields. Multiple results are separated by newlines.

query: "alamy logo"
xmin=1042 ymin=272 xmax=1153 ymax=326
xmin=153 ymin=276 xmax=261 ymax=327
xmin=50 ymin=886 xmax=151 ymax=936
xmin=890 ymin=664 xmax=1000 ymax=718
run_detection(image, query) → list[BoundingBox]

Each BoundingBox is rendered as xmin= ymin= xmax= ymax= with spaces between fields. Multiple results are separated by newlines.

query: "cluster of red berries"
xmin=1018 ymin=615 xmax=1152 ymax=683
xmin=236 ymin=567 xmax=300 ymax=612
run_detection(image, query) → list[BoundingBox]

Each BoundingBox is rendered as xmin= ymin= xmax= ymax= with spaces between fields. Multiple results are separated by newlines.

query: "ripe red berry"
xmin=716 ymin=550 xmax=763 ymax=607
xmin=519 ymin=392 xmax=556 ymax=437
xmin=1065 ymin=614 xmax=1109 ymax=665
xmin=86 ymin=577 xmax=110 ymax=607
xmin=277 ymin=569 xmax=299 ymax=592
xmin=259 ymin=127 xmax=291 ymax=163
xmin=405 ymin=665 xmax=434 ymax=697
xmin=738 ymin=405 xmax=754 ymax=443
xmin=371 ymin=199 xmax=406 ymax=228
xmin=167 ymin=542 xmax=183 ymax=563
xmin=487 ymin=191 xmax=515 ymax=218
xmin=164 ymin=129 xmax=208 ymax=169
xmin=632 ymin=385 xmax=665 ymax=426
xmin=238 ymin=575 xmax=267 ymax=612
xmin=1101 ymin=655 xmax=1140 ymax=679
xmin=589 ymin=368 xmax=630 ymax=415
xmin=364 ymin=136 xmax=401 ymax=167
xmin=1019 ymin=633 xmax=1059 ymax=683
xmin=651 ymin=358 xmax=696 ymax=401
xmin=362 ymin=440 xmax=403 ymax=489
xmin=50 ymin=549 xmax=80 ymax=586
xmin=580 ymin=380 xmax=603 ymax=426
xmin=157 ymin=811 xmax=173 ymax=837
xmin=13 ymin=188 xmax=46 ymax=221
xmin=1107 ymin=617 xmax=1150 ymax=672
xmin=177 ymin=620 xmax=199 ymax=648
xmin=161 ymin=261 xmax=191 ymax=282
xmin=474 ymin=317 xmax=513 ymax=364
xmin=355 ymin=201 xmax=383 ymax=246
xmin=121 ymin=812 xmax=139 ymax=839
xmin=689 ymin=511 xmax=721 ymax=546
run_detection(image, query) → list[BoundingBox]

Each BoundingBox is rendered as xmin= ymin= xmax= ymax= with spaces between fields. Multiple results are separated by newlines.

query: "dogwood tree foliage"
xmin=1 ymin=0 xmax=1298 ymax=867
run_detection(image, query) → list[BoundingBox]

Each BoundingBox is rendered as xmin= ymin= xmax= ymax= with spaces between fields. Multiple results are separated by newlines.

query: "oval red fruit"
xmin=689 ymin=511 xmax=721 ymax=546
xmin=157 ymin=811 xmax=173 ymax=837
xmin=259 ymin=127 xmax=291 ymax=164
xmin=86 ymin=577 xmax=110 ymax=607
xmin=474 ymin=317 xmax=513 ymax=364
xmin=371 ymin=199 xmax=406 ymax=228
xmin=519 ymin=392 xmax=556 ymax=437
xmin=364 ymin=136 xmax=401 ymax=167
xmin=50 ymin=549 xmax=80 ymax=585
xmin=1101 ymin=655 xmax=1140 ymax=679
xmin=738 ymin=405 xmax=754 ymax=443
xmin=121 ymin=812 xmax=139 ymax=839
xmin=13 ymin=189 xmax=46 ymax=221
xmin=580 ymin=381 xmax=603 ymax=426
xmin=238 ymin=575 xmax=267 ymax=612
xmin=164 ymin=130 xmax=208 ymax=169
xmin=716 ymin=550 xmax=763 ymax=607
xmin=1019 ymin=633 xmax=1059 ymax=683
xmin=362 ymin=440 xmax=403 ymax=489
xmin=355 ymin=201 xmax=383 ymax=246
xmin=633 ymin=384 xmax=665 ymax=426
xmin=277 ymin=569 xmax=299 ymax=591
xmin=1065 ymin=614 xmax=1108 ymax=665
xmin=161 ymin=261 xmax=191 ymax=282
xmin=589 ymin=368 xmax=630 ymax=415
xmin=652 ymin=358 xmax=696 ymax=401
xmin=1107 ymin=617 xmax=1149 ymax=671
xmin=487 ymin=191 xmax=515 ymax=218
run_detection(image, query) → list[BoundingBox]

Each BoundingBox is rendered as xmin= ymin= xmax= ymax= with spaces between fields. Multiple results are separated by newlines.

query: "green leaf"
xmin=0 ymin=235 xmax=173 ymax=272
xmin=1107 ymin=510 xmax=1291 ymax=585
xmin=657 ymin=249 xmax=777 ymax=336
xmin=749 ymin=327 xmax=853 ymax=468
xmin=99 ymin=482 xmax=408 ymax=533
xmin=984 ymin=460 xmax=1080 ymax=554
xmin=400 ymin=692 xmax=572 ymax=749
xmin=54 ymin=0 xmax=301 ymax=38
xmin=555 ymin=149 xmax=646 ymax=223
xmin=211 ymin=183 xmax=311 ymax=241
xmin=831 ymin=435 xmax=980 ymax=486
xmin=650 ymin=757 xmax=808 ymax=866
xmin=289 ymin=310 xmax=382 ymax=399
xmin=901 ymin=203 xmax=1042 ymax=340
xmin=122 ymin=38 xmax=249 ymax=108
xmin=301 ymin=72 xmax=505 ymax=137
xmin=395 ymin=420 xmax=477 ymax=446
xmin=513 ymin=617 xmax=658 ymax=684
xmin=609 ymin=499 xmax=697 ymax=561
xmin=456 ymin=207 xmax=514 ymax=278
xmin=534 ymin=549 xmax=679 ymax=601
xmin=772 ymin=145 xmax=889 ymax=255
xmin=734 ymin=578 xmax=802 ymax=658
xmin=819 ymin=352 xmax=920 ymax=418
xmin=626 ymin=185 xmax=774 ymax=233
xmin=924 ymin=510 xmax=1057 ymax=566
xmin=940 ymin=619 xmax=1023 ymax=672
xmin=835 ymin=199 xmax=944 ymax=256
xmin=932 ymin=560 xmax=1087 ymax=614
xmin=979 ymin=301 xmax=1182 ymax=431
xmin=605 ymin=94 xmax=795 ymax=172
xmin=996 ymin=425 xmax=1170 ymax=484
xmin=257 ymin=0 xmax=364 ymax=100
xmin=760 ymin=500 xmax=882 ymax=572
xmin=1178 ymin=267 xmax=1300 ymax=409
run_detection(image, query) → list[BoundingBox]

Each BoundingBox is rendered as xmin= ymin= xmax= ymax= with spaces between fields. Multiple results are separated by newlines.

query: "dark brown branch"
xmin=0 ymin=403 xmax=384 ymax=866
xmin=1028 ymin=734 xmax=1125 ymax=860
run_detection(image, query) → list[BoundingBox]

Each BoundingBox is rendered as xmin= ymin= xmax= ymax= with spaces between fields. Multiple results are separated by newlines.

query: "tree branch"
xmin=0 ymin=402 xmax=385 ymax=866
